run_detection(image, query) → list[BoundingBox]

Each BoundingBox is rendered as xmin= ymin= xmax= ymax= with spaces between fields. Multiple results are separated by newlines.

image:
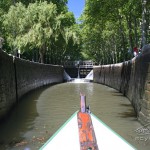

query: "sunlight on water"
xmin=70 ymin=78 xmax=91 ymax=83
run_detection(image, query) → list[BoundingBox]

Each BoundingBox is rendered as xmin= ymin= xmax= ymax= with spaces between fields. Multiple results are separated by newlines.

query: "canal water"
xmin=0 ymin=82 xmax=150 ymax=150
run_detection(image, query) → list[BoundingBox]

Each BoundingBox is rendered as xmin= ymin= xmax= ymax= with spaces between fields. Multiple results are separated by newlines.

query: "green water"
xmin=0 ymin=82 xmax=149 ymax=150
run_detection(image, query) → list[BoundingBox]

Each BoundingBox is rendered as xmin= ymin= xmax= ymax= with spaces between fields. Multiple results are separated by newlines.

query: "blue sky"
xmin=67 ymin=0 xmax=85 ymax=19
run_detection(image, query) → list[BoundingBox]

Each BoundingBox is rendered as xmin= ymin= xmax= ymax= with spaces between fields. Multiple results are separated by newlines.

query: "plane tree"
xmin=80 ymin=0 xmax=150 ymax=64
xmin=2 ymin=1 xmax=81 ymax=64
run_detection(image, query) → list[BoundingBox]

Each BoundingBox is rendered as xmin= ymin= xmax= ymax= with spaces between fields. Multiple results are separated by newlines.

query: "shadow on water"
xmin=110 ymin=91 xmax=137 ymax=119
xmin=118 ymin=103 xmax=137 ymax=118
xmin=0 ymin=85 xmax=52 ymax=150
xmin=118 ymin=108 xmax=137 ymax=118
xmin=111 ymin=91 xmax=124 ymax=97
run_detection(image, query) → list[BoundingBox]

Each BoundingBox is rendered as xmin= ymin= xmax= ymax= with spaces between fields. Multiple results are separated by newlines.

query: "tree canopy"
xmin=1 ymin=0 xmax=81 ymax=64
xmin=0 ymin=0 xmax=150 ymax=65
xmin=80 ymin=0 xmax=150 ymax=64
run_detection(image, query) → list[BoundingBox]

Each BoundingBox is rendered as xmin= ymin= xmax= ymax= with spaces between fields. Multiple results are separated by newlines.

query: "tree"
xmin=141 ymin=0 xmax=147 ymax=47
xmin=80 ymin=0 xmax=150 ymax=64
xmin=2 ymin=1 xmax=81 ymax=64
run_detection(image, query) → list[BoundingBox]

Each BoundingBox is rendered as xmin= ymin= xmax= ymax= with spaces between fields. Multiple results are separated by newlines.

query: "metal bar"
xmin=80 ymin=94 xmax=86 ymax=113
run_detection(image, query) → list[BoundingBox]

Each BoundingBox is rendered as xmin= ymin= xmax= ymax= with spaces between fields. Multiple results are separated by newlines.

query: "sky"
xmin=67 ymin=0 xmax=85 ymax=19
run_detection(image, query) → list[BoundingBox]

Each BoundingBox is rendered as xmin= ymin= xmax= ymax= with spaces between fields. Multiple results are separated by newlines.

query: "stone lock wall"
xmin=15 ymin=58 xmax=63 ymax=100
xmin=0 ymin=51 xmax=64 ymax=120
xmin=138 ymin=46 xmax=150 ymax=124
xmin=0 ymin=51 xmax=16 ymax=119
xmin=93 ymin=44 xmax=150 ymax=124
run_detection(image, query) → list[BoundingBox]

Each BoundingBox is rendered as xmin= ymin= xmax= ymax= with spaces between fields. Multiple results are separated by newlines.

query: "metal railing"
xmin=63 ymin=60 xmax=95 ymax=68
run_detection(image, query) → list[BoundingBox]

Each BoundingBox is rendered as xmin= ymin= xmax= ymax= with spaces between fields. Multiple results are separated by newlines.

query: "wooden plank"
xmin=77 ymin=112 xmax=99 ymax=150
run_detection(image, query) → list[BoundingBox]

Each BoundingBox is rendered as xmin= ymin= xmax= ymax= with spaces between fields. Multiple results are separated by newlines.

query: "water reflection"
xmin=0 ymin=86 xmax=48 ymax=150
xmin=70 ymin=78 xmax=90 ymax=83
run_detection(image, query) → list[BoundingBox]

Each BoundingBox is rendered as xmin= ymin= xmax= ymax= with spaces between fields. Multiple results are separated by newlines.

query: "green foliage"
xmin=1 ymin=1 xmax=81 ymax=64
xmin=81 ymin=0 xmax=150 ymax=64
xmin=2 ymin=0 xmax=149 ymax=65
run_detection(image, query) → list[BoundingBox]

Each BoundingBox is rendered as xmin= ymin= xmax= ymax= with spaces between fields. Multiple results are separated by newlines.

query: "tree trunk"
xmin=39 ymin=45 xmax=46 ymax=63
xmin=118 ymin=14 xmax=126 ymax=61
xmin=39 ymin=49 xmax=44 ymax=63
xmin=141 ymin=0 xmax=147 ymax=47
xmin=146 ymin=7 xmax=150 ymax=43
xmin=134 ymin=16 xmax=138 ymax=47
xmin=126 ymin=13 xmax=134 ymax=55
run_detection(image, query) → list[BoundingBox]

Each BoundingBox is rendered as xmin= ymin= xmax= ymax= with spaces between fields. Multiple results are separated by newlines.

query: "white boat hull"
xmin=40 ymin=111 xmax=136 ymax=150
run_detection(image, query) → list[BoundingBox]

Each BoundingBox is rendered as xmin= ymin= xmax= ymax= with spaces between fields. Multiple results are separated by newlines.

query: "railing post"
xmin=80 ymin=94 xmax=86 ymax=113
